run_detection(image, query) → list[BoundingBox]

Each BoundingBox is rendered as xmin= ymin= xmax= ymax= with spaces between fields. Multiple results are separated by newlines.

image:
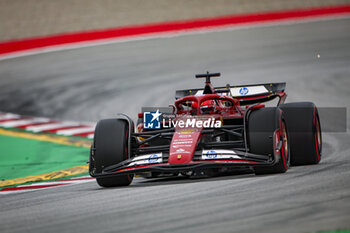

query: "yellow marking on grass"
xmin=0 ymin=128 xmax=91 ymax=148
xmin=0 ymin=165 xmax=89 ymax=187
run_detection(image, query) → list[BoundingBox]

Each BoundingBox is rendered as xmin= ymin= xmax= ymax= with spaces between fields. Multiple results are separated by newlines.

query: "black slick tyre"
xmin=91 ymin=119 xmax=133 ymax=187
xmin=248 ymin=107 xmax=290 ymax=175
xmin=279 ymin=102 xmax=322 ymax=165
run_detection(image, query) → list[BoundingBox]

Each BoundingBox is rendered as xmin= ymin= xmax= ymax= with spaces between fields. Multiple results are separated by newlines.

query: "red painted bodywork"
xmin=175 ymin=94 xmax=243 ymax=117
xmin=169 ymin=130 xmax=201 ymax=164
xmin=133 ymin=81 xmax=286 ymax=168
xmin=110 ymin=80 xmax=289 ymax=175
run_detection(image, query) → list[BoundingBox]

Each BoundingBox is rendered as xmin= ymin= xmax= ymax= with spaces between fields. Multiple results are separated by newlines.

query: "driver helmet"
xmin=191 ymin=101 xmax=198 ymax=114
xmin=192 ymin=101 xmax=198 ymax=109
xmin=200 ymin=100 xmax=216 ymax=114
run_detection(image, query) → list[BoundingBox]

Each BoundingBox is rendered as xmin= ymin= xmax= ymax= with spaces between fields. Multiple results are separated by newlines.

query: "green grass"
xmin=315 ymin=230 xmax=350 ymax=233
xmin=0 ymin=134 xmax=89 ymax=180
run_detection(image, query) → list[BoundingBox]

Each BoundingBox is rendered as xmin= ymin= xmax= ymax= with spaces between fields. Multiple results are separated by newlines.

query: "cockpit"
xmin=175 ymin=95 xmax=235 ymax=116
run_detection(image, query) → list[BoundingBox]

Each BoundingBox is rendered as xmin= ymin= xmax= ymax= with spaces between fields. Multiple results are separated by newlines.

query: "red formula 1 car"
xmin=89 ymin=72 xmax=322 ymax=187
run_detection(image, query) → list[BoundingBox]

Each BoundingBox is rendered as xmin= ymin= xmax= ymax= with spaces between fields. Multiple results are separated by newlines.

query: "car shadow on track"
xmin=91 ymin=170 xmax=258 ymax=190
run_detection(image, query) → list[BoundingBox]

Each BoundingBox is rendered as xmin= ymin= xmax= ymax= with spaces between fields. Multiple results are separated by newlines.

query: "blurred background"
xmin=1 ymin=0 xmax=349 ymax=41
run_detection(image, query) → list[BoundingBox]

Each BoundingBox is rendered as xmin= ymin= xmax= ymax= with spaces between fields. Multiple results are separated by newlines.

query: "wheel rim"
xmin=315 ymin=116 xmax=321 ymax=149
xmin=315 ymin=115 xmax=322 ymax=160
xmin=281 ymin=121 xmax=290 ymax=167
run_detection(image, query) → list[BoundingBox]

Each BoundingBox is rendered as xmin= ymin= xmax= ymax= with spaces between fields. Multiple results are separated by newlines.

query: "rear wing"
xmin=175 ymin=82 xmax=286 ymax=105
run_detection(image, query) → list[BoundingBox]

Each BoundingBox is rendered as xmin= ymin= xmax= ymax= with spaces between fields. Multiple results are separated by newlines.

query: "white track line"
xmin=26 ymin=122 xmax=81 ymax=132
xmin=0 ymin=113 xmax=20 ymax=120
xmin=0 ymin=112 xmax=95 ymax=139
xmin=56 ymin=127 xmax=95 ymax=136
xmin=0 ymin=118 xmax=51 ymax=127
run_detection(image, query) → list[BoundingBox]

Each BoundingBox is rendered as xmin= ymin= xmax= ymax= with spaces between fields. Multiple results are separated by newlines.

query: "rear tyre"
xmin=248 ymin=107 xmax=290 ymax=175
xmin=91 ymin=119 xmax=133 ymax=187
xmin=280 ymin=102 xmax=322 ymax=165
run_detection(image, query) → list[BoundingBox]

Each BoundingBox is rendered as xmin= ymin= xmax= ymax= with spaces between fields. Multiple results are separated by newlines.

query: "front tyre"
xmin=248 ymin=107 xmax=290 ymax=175
xmin=91 ymin=119 xmax=133 ymax=187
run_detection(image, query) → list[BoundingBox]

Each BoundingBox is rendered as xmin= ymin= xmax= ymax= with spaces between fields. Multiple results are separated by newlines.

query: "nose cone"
xmin=168 ymin=130 xmax=201 ymax=164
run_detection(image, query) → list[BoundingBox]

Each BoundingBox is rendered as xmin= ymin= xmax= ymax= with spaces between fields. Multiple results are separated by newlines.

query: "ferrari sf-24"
xmin=89 ymin=72 xmax=322 ymax=187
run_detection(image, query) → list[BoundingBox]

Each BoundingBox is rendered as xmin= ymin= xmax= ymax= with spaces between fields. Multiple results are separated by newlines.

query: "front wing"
xmin=90 ymin=150 xmax=276 ymax=178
